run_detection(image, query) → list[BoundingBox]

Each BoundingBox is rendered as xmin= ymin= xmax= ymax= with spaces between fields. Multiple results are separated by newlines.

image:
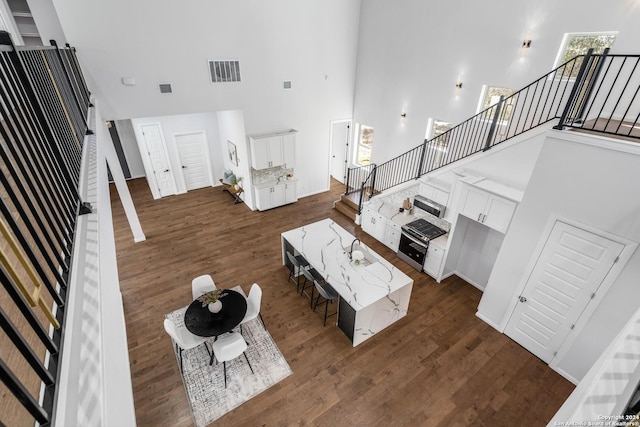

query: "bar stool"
xmin=300 ymin=266 xmax=325 ymax=305
xmin=312 ymin=281 xmax=339 ymax=326
xmin=286 ymin=251 xmax=309 ymax=289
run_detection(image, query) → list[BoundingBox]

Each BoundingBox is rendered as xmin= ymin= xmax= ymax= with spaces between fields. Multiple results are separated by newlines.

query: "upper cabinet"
xmin=249 ymin=130 xmax=296 ymax=170
xmin=419 ymin=181 xmax=450 ymax=206
xmin=459 ymin=178 xmax=523 ymax=234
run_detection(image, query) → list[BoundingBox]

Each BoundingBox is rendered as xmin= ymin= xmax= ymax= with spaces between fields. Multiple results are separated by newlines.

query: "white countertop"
xmin=281 ymin=218 xmax=413 ymax=311
xmin=365 ymin=197 xmax=451 ymax=246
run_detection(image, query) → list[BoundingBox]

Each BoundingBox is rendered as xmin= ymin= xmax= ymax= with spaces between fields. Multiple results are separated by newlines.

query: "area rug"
xmin=165 ymin=292 xmax=292 ymax=426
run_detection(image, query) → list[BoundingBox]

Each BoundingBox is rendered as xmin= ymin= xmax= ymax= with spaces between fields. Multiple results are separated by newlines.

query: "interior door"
xmin=140 ymin=123 xmax=176 ymax=197
xmin=505 ymin=221 xmax=624 ymax=363
xmin=175 ymin=132 xmax=210 ymax=191
xmin=330 ymin=120 xmax=351 ymax=184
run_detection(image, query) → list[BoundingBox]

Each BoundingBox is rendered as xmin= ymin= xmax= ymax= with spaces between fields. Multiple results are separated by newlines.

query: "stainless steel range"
xmin=397 ymin=200 xmax=448 ymax=271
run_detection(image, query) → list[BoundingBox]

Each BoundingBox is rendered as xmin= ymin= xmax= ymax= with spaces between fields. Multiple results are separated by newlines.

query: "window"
xmin=355 ymin=125 xmax=373 ymax=166
xmin=477 ymin=86 xmax=515 ymax=120
xmin=426 ymin=119 xmax=452 ymax=168
xmin=553 ymin=32 xmax=617 ymax=78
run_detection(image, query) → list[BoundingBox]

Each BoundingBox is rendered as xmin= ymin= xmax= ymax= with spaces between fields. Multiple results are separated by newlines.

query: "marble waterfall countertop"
xmin=281 ymin=218 xmax=413 ymax=311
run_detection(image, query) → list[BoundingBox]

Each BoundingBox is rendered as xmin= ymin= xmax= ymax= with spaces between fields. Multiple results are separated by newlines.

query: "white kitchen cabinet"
xmin=419 ymin=182 xmax=450 ymax=206
xmin=460 ymin=186 xmax=517 ymax=233
xmin=255 ymin=186 xmax=273 ymax=211
xmin=423 ymin=240 xmax=446 ymax=279
xmin=284 ymin=181 xmax=297 ymax=204
xmin=250 ymin=136 xmax=283 ymax=169
xmin=383 ymin=221 xmax=401 ymax=252
xmin=255 ymin=181 xmax=297 ymax=211
xmin=361 ymin=208 xmax=386 ymax=242
xmin=270 ymin=184 xmax=286 ymax=207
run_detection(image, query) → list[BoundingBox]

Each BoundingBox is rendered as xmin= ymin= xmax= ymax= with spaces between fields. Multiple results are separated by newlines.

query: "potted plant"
xmin=197 ymin=289 xmax=223 ymax=313
xmin=230 ymin=175 xmax=243 ymax=190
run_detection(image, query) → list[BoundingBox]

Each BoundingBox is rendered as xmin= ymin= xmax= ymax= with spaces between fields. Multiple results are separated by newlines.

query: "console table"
xmin=219 ymin=179 xmax=243 ymax=204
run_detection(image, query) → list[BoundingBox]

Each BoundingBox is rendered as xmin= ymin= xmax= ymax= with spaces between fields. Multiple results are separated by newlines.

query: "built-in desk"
xmin=281 ymin=218 xmax=414 ymax=346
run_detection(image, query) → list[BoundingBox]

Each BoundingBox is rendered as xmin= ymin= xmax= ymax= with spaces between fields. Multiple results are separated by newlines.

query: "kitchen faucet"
xmin=349 ymin=238 xmax=361 ymax=260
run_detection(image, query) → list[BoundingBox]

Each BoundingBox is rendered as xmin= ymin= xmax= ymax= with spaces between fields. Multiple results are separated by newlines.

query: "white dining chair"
xmin=211 ymin=332 xmax=254 ymax=388
xmin=239 ymin=283 xmax=264 ymax=334
xmin=191 ymin=274 xmax=217 ymax=300
xmin=163 ymin=318 xmax=211 ymax=374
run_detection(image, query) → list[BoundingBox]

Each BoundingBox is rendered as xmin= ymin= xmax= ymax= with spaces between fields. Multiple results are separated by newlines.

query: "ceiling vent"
xmin=159 ymin=83 xmax=172 ymax=93
xmin=209 ymin=60 xmax=241 ymax=83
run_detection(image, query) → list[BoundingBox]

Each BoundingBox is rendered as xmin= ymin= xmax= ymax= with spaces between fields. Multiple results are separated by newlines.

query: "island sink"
xmin=342 ymin=244 xmax=377 ymax=267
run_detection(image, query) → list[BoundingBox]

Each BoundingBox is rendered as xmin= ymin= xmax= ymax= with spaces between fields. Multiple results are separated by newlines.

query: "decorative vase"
xmin=208 ymin=300 xmax=222 ymax=314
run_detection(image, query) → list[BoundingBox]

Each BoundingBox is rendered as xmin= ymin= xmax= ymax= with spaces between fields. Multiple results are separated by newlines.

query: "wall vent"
xmin=209 ymin=60 xmax=241 ymax=83
xmin=159 ymin=83 xmax=172 ymax=93
xmin=283 ymin=81 xmax=292 ymax=89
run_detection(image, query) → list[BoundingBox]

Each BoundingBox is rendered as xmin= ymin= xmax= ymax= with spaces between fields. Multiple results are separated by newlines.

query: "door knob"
xmin=182 ymin=165 xmax=187 ymax=169
xmin=519 ymin=296 xmax=527 ymax=303
xmin=163 ymin=169 xmax=170 ymax=172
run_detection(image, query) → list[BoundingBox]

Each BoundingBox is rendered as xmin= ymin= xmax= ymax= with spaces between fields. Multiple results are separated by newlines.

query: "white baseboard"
xmin=453 ymin=270 xmax=485 ymax=292
xmin=475 ymin=311 xmax=503 ymax=332
xmin=551 ymin=365 xmax=579 ymax=385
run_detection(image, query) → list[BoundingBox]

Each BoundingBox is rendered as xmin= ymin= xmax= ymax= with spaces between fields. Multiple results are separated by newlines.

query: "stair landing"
xmin=572 ymin=118 xmax=640 ymax=143
xmin=333 ymin=191 xmax=360 ymax=222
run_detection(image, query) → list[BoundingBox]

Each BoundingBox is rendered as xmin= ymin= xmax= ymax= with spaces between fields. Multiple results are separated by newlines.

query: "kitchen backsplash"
xmin=378 ymin=183 xmax=451 ymax=232
xmin=251 ymin=166 xmax=294 ymax=185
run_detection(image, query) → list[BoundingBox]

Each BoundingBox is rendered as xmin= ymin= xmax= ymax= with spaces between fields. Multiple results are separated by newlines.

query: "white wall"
xmin=114 ymin=119 xmax=145 ymax=179
xmin=353 ymin=0 xmax=640 ymax=164
xmin=217 ymin=110 xmax=253 ymax=208
xmin=27 ymin=0 xmax=67 ymax=45
xmin=477 ymin=130 xmax=640 ymax=381
xmin=51 ymin=0 xmax=361 ymax=197
xmin=131 ymin=112 xmax=224 ymax=198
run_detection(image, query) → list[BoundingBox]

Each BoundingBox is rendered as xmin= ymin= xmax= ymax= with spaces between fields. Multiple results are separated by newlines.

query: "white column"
xmin=95 ymin=104 xmax=146 ymax=242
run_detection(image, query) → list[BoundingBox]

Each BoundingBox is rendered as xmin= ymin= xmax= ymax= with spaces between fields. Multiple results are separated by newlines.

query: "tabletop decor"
xmin=351 ymin=250 xmax=365 ymax=266
xmin=197 ymin=289 xmax=225 ymax=314
xmin=165 ymin=286 xmax=292 ymax=427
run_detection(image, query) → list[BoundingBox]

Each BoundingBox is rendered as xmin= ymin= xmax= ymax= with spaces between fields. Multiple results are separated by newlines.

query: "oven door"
xmin=397 ymin=231 xmax=428 ymax=271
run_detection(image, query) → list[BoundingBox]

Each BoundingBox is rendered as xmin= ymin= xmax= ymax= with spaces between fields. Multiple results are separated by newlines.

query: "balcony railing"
xmin=346 ymin=49 xmax=640 ymax=213
xmin=0 ymin=31 xmax=90 ymax=426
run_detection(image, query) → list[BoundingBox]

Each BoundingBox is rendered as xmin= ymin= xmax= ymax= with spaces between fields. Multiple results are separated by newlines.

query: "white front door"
xmin=175 ymin=132 xmax=211 ymax=191
xmin=330 ymin=120 xmax=351 ymax=184
xmin=140 ymin=124 xmax=176 ymax=197
xmin=505 ymin=221 xmax=624 ymax=363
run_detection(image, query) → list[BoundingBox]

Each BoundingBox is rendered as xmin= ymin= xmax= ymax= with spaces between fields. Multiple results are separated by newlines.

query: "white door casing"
xmin=140 ymin=123 xmax=176 ymax=198
xmin=330 ymin=120 xmax=351 ymax=184
xmin=175 ymin=131 xmax=211 ymax=191
xmin=505 ymin=220 xmax=624 ymax=364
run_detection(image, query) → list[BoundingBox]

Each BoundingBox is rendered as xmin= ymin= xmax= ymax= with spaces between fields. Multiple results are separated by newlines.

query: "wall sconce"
xmin=455 ymin=76 xmax=463 ymax=95
xmin=520 ymin=32 xmax=532 ymax=57
xmin=400 ymin=111 xmax=407 ymax=122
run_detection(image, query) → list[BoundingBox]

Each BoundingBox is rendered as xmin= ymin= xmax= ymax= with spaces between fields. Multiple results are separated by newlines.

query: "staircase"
xmin=335 ymin=49 xmax=640 ymax=220
xmin=333 ymin=192 xmax=359 ymax=221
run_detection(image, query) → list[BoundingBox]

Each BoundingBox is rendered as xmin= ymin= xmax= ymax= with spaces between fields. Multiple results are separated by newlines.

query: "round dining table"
xmin=184 ymin=289 xmax=247 ymax=337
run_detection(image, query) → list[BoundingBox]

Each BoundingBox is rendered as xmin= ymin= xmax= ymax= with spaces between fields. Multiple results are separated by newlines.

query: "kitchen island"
xmin=281 ymin=218 xmax=413 ymax=346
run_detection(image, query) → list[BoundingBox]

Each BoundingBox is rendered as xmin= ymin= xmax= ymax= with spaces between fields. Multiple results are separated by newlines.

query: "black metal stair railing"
xmin=0 ymin=30 xmax=90 ymax=427
xmin=347 ymin=50 xmax=640 ymax=213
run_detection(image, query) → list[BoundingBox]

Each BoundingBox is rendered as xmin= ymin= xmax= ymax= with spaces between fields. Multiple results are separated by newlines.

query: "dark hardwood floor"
xmin=110 ymin=178 xmax=574 ymax=427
